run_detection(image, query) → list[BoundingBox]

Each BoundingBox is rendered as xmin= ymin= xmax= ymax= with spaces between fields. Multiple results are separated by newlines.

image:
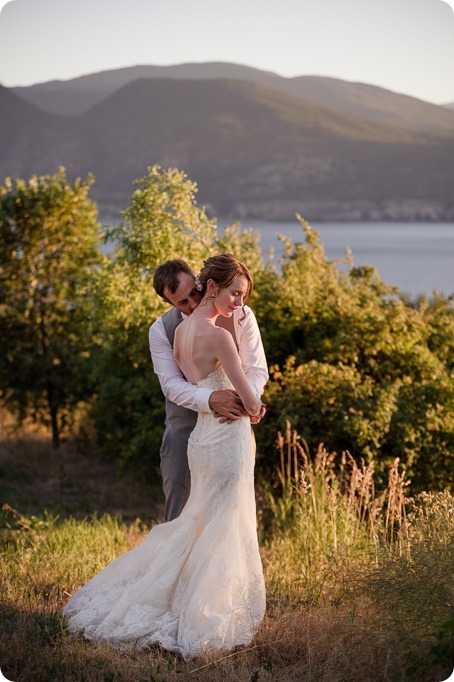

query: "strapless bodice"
xmin=197 ymin=365 xmax=233 ymax=391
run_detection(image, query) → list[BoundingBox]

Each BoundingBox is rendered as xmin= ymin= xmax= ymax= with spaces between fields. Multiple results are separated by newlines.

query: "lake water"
xmin=219 ymin=220 xmax=454 ymax=298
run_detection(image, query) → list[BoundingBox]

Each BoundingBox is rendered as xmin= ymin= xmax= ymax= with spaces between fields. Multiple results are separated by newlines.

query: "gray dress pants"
xmin=160 ymin=401 xmax=197 ymax=521
xmin=160 ymin=307 xmax=198 ymax=521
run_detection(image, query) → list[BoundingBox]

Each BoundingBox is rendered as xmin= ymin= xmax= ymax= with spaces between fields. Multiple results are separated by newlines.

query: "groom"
xmin=149 ymin=258 xmax=268 ymax=521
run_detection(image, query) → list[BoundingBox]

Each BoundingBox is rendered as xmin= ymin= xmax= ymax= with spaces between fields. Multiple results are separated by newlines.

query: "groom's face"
xmin=163 ymin=272 xmax=203 ymax=316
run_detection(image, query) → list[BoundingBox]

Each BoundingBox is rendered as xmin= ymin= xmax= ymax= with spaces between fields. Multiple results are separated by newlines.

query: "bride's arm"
xmin=214 ymin=328 xmax=262 ymax=416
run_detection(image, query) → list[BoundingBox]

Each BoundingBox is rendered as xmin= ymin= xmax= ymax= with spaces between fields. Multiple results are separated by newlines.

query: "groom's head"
xmin=153 ymin=259 xmax=203 ymax=315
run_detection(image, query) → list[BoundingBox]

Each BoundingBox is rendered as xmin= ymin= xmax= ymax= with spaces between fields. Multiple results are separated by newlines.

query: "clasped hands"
xmin=208 ymin=389 xmax=266 ymax=425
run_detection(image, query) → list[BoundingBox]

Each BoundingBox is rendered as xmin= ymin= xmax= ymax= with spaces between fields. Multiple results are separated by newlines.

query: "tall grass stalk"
xmin=1 ymin=427 xmax=452 ymax=680
xmin=262 ymin=421 xmax=411 ymax=602
xmin=261 ymin=422 xmax=453 ymax=679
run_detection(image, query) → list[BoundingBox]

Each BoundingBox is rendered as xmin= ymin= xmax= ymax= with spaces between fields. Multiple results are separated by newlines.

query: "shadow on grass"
xmin=0 ymin=601 xmax=274 ymax=682
xmin=0 ymin=433 xmax=164 ymax=523
xmin=0 ymin=601 xmax=180 ymax=682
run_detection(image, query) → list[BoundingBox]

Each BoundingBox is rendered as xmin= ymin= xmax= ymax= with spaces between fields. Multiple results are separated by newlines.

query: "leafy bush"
xmin=253 ymin=219 xmax=453 ymax=490
xmin=1 ymin=169 xmax=452 ymax=490
xmin=0 ymin=169 xmax=101 ymax=445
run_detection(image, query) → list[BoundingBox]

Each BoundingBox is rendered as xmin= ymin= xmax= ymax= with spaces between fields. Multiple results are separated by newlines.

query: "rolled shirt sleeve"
xmin=234 ymin=306 xmax=269 ymax=399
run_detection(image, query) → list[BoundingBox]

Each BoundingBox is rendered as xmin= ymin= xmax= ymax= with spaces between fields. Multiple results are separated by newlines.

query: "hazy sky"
xmin=0 ymin=0 xmax=453 ymax=104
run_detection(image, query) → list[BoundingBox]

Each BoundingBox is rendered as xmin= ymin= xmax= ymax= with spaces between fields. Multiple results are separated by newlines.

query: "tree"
xmin=252 ymin=218 xmax=454 ymax=490
xmin=91 ymin=165 xmax=266 ymax=476
xmin=106 ymin=164 xmax=217 ymax=274
xmin=90 ymin=166 xmax=217 ymax=474
xmin=0 ymin=169 xmax=101 ymax=446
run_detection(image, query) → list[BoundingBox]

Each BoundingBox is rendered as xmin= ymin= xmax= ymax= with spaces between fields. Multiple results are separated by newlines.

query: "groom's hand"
xmin=209 ymin=389 xmax=246 ymax=422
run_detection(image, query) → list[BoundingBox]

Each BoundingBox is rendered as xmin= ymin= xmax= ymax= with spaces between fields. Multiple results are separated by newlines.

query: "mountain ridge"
xmin=11 ymin=62 xmax=454 ymax=134
xmin=2 ymin=76 xmax=453 ymax=222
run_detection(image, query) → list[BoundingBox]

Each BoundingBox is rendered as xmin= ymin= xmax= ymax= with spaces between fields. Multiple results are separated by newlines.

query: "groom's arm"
xmin=235 ymin=306 xmax=269 ymax=399
xmin=149 ymin=317 xmax=245 ymax=418
xmin=149 ymin=316 xmax=211 ymax=412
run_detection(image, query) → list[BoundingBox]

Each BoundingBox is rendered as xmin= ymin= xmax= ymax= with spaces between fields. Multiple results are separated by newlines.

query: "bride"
xmin=63 ymin=254 xmax=266 ymax=660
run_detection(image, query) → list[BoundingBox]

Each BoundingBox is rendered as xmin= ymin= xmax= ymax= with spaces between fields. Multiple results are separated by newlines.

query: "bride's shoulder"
xmin=201 ymin=324 xmax=232 ymax=346
xmin=212 ymin=323 xmax=232 ymax=338
xmin=208 ymin=325 xmax=238 ymax=354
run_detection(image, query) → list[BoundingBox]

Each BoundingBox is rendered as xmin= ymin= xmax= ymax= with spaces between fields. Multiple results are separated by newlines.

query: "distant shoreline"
xmin=99 ymin=219 xmax=454 ymax=298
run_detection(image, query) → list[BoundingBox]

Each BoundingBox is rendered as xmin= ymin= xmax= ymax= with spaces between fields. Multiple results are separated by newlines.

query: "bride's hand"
xmin=250 ymin=404 xmax=266 ymax=425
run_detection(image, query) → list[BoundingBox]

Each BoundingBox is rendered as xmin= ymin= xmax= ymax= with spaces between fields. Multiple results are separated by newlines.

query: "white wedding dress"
xmin=63 ymin=366 xmax=266 ymax=660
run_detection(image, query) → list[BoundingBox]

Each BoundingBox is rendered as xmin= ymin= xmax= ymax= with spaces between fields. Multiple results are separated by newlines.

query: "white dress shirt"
xmin=149 ymin=305 xmax=268 ymax=413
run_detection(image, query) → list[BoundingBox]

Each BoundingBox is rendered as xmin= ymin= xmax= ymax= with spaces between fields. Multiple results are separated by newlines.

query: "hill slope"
xmin=0 ymin=85 xmax=93 ymax=179
xmin=2 ymin=78 xmax=454 ymax=221
xmin=12 ymin=62 xmax=454 ymax=134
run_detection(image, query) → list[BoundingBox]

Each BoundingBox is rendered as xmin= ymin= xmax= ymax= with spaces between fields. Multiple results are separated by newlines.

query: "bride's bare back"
xmin=175 ymin=316 xmax=222 ymax=384
xmin=174 ymin=312 xmax=261 ymax=417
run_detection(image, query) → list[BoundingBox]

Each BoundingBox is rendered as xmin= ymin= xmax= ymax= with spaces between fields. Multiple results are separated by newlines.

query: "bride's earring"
xmin=202 ymin=291 xmax=217 ymax=306
xmin=203 ymin=279 xmax=218 ymax=305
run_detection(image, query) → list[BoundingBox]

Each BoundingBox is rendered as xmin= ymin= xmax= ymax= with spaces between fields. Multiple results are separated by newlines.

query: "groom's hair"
xmin=153 ymin=259 xmax=194 ymax=299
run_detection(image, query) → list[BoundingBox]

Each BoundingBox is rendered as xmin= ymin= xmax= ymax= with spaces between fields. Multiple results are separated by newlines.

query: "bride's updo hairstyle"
xmin=197 ymin=253 xmax=253 ymax=321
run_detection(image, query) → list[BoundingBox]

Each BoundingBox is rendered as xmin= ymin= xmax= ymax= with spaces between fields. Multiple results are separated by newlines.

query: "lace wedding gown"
xmin=63 ymin=366 xmax=266 ymax=659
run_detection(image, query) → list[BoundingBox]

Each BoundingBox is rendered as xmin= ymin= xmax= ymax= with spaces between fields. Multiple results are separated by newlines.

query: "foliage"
xmin=89 ymin=166 xmax=266 ymax=474
xmin=1 ymin=167 xmax=452 ymax=489
xmin=214 ymin=222 xmax=264 ymax=277
xmin=253 ymin=217 xmax=454 ymax=490
xmin=88 ymin=324 xmax=167 ymax=478
xmin=106 ymin=164 xmax=217 ymax=274
xmin=0 ymin=168 xmax=101 ymax=445
xmin=90 ymin=167 xmax=209 ymax=471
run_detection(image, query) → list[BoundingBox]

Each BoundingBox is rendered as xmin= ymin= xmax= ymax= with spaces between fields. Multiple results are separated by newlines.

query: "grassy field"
xmin=0 ymin=417 xmax=452 ymax=682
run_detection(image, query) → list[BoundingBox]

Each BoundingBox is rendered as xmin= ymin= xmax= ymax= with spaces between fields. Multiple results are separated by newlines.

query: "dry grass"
xmin=0 ymin=416 xmax=452 ymax=681
xmin=0 ymin=408 xmax=163 ymax=522
xmin=261 ymin=422 xmax=412 ymax=606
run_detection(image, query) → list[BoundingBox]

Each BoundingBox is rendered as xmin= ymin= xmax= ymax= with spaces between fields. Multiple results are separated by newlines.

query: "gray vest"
xmin=161 ymin=307 xmax=198 ymax=430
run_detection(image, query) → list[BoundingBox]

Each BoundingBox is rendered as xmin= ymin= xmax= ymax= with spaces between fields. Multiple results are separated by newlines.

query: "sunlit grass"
xmin=0 ymin=426 xmax=453 ymax=681
xmin=259 ymin=423 xmax=453 ymax=679
xmin=0 ymin=505 xmax=147 ymax=599
xmin=261 ymin=421 xmax=411 ymax=603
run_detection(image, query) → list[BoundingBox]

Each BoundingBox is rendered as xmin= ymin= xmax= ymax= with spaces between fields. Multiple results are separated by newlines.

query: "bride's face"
xmin=213 ymin=275 xmax=249 ymax=317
